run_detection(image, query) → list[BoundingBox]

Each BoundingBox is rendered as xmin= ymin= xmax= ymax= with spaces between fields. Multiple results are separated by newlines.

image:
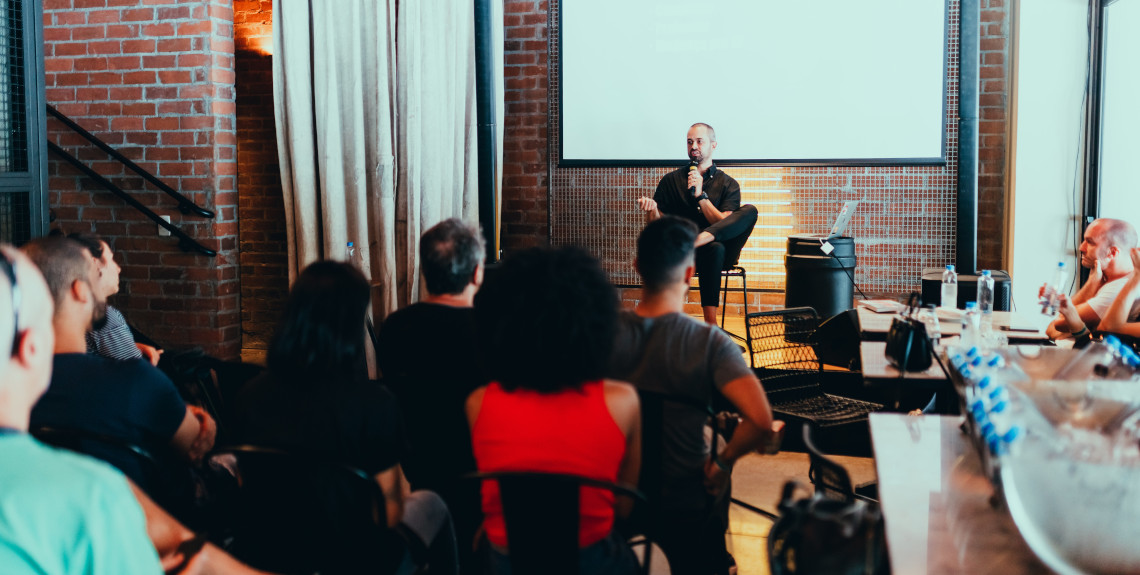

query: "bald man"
xmin=0 ymin=245 xmax=162 ymax=572
xmin=1 ymin=244 xmax=271 ymax=574
xmin=1046 ymin=218 xmax=1138 ymax=340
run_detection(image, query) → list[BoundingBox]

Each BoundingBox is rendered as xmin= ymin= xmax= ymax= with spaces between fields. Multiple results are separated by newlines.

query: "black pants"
xmin=696 ymin=204 xmax=758 ymax=308
xmin=652 ymin=490 xmax=733 ymax=575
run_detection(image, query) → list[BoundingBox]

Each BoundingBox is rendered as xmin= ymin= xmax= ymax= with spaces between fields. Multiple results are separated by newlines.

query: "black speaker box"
xmin=813 ymin=309 xmax=862 ymax=370
xmin=920 ymin=269 xmax=1012 ymax=311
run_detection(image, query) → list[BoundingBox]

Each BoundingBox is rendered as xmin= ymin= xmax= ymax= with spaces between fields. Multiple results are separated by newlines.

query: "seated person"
xmin=636 ymin=123 xmax=758 ymax=325
xmin=66 ymin=233 xmax=162 ymax=365
xmin=608 ymin=216 xmax=779 ymax=575
xmin=1044 ymin=218 xmax=1137 ymax=339
xmin=1063 ymin=246 xmax=1140 ymax=339
xmin=377 ymin=218 xmax=486 ymax=568
xmin=22 ymin=237 xmax=215 ymax=511
xmin=0 ymin=245 xmax=264 ymax=574
xmin=233 ymin=260 xmax=458 ymax=574
xmin=467 ymin=246 xmax=642 ymax=574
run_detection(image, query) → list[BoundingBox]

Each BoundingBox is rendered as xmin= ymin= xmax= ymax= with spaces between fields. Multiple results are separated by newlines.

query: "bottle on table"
xmin=941 ymin=264 xmax=958 ymax=310
xmin=962 ymin=301 xmax=981 ymax=349
xmin=1041 ymin=261 xmax=1068 ymax=315
xmin=977 ymin=270 xmax=994 ymax=334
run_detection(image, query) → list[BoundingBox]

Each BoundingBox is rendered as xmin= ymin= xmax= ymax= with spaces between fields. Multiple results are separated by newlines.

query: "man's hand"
xmin=636 ymin=197 xmax=658 ymax=213
xmin=187 ymin=406 xmax=216 ymax=464
xmin=1087 ymin=260 xmax=1105 ymax=291
xmin=137 ymin=343 xmax=162 ymax=366
xmin=687 ymin=169 xmax=703 ymax=198
xmin=1057 ymin=294 xmax=1085 ymax=333
xmin=703 ymin=456 xmax=731 ymax=499
xmin=1131 ymin=247 xmax=1140 ymax=270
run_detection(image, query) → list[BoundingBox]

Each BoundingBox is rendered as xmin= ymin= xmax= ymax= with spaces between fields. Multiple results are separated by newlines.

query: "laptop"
xmin=827 ymin=200 xmax=860 ymax=239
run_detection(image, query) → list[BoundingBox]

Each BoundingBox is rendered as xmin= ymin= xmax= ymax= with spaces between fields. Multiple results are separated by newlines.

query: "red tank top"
xmin=471 ymin=380 xmax=627 ymax=549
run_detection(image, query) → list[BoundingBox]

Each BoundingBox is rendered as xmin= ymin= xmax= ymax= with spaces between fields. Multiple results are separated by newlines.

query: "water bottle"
xmin=346 ymin=241 xmax=356 ymax=263
xmin=962 ymin=302 xmax=980 ymax=349
xmin=1041 ymin=262 xmax=1068 ymax=315
xmin=941 ymin=265 xmax=958 ymax=310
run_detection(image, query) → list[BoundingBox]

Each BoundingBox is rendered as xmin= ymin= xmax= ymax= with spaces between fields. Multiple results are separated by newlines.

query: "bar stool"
xmin=719 ymin=266 xmax=749 ymax=343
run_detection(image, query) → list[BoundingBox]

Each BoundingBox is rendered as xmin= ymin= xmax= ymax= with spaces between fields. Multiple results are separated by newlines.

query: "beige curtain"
xmin=274 ymin=0 xmax=482 ymax=317
xmin=396 ymin=0 xmax=480 ymax=304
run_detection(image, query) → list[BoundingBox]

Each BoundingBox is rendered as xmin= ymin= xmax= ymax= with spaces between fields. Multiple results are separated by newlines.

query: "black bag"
xmin=884 ymin=292 xmax=933 ymax=372
xmin=768 ymin=481 xmax=888 ymax=575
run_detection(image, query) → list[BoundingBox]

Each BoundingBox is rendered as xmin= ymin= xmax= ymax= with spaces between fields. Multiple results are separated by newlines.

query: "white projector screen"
xmin=559 ymin=0 xmax=948 ymax=165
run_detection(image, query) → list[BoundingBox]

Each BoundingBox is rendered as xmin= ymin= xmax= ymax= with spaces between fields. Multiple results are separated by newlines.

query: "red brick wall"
xmin=43 ymin=0 xmax=241 ymax=359
xmin=500 ymin=0 xmax=550 ymax=253
xmin=233 ymin=1 xmax=286 ymax=353
xmin=977 ymin=0 xmax=1010 ymax=271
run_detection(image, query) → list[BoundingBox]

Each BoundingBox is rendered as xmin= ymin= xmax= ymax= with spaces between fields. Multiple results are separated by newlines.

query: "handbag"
xmin=884 ymin=292 xmax=933 ymax=372
xmin=767 ymin=480 xmax=888 ymax=575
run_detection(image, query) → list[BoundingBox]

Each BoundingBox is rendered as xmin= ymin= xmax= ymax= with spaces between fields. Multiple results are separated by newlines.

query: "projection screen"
xmin=559 ymin=0 xmax=948 ymax=165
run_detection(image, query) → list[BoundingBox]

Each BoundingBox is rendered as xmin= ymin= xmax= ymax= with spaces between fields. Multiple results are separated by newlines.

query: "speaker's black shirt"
xmin=652 ymin=163 xmax=741 ymax=229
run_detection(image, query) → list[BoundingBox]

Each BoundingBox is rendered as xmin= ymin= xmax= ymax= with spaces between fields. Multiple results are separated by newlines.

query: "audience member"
xmin=468 ymin=246 xmax=642 ymax=574
xmin=22 ymin=236 xmax=215 ymax=504
xmin=608 ymin=216 xmax=778 ymax=575
xmin=67 ymin=233 xmax=162 ymax=365
xmin=1084 ymin=246 xmax=1140 ymax=338
xmin=0 ymin=245 xmax=265 ymax=574
xmin=234 ymin=260 xmax=458 ymax=574
xmin=377 ymin=218 xmax=486 ymax=567
xmin=1045 ymin=218 xmax=1137 ymax=339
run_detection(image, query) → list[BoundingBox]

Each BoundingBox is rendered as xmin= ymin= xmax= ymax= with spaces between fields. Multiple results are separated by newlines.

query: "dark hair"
xmin=637 ymin=216 xmax=698 ymax=292
xmin=65 ymin=233 xmax=105 ymax=260
xmin=20 ymin=236 xmax=93 ymax=313
xmin=420 ymin=218 xmax=485 ymax=295
xmin=474 ymin=246 xmax=618 ymax=393
xmin=268 ymin=260 xmax=370 ymax=385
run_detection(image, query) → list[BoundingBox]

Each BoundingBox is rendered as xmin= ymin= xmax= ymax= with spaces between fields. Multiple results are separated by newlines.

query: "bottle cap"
xmin=991 ymin=399 xmax=1009 ymax=413
xmin=978 ymin=375 xmax=991 ymax=388
xmin=946 ymin=264 xmax=955 ymax=271
xmin=980 ymin=421 xmax=995 ymax=437
xmin=347 ymin=242 xmax=354 ymax=247
xmin=971 ymin=356 xmax=983 ymax=368
xmin=967 ymin=346 xmax=980 ymax=357
xmin=1003 ymin=426 xmax=1022 ymax=444
xmin=966 ymin=301 xmax=978 ymax=310
xmin=987 ymin=355 xmax=1005 ymax=368
xmin=1057 ymin=262 xmax=1065 ymax=268
xmin=982 ymin=270 xmax=991 ymax=276
xmin=1104 ymin=335 xmax=1120 ymax=347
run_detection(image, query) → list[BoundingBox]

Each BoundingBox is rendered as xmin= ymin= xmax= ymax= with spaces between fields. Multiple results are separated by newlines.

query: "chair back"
xmin=470 ymin=470 xmax=644 ymax=575
xmin=31 ymin=425 xmax=167 ymax=491
xmin=746 ymin=307 xmax=823 ymax=376
xmin=802 ymin=425 xmax=855 ymax=503
xmin=634 ymin=389 xmax=718 ymax=510
xmin=210 ymin=445 xmax=402 ymax=575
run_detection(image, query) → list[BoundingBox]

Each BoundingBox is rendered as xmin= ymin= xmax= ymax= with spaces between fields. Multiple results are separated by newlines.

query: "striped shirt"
xmin=86 ymin=306 xmax=143 ymax=361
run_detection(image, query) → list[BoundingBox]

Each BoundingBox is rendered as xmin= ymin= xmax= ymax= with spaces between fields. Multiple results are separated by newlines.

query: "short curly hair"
xmin=474 ymin=246 xmax=618 ymax=393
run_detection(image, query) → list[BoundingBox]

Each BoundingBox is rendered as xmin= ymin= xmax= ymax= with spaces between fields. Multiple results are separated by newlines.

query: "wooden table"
xmin=870 ymin=413 xmax=1049 ymax=574
xmin=857 ymin=308 xmax=1051 ymax=343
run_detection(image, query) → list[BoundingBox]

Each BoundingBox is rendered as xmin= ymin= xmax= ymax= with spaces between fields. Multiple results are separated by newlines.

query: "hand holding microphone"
xmin=688 ymin=161 xmax=702 ymax=198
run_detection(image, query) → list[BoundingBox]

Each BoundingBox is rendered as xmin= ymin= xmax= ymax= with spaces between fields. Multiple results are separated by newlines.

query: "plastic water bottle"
xmin=941 ymin=265 xmax=958 ymax=310
xmin=977 ymin=270 xmax=994 ymax=316
xmin=1041 ymin=262 xmax=1068 ymax=315
xmin=346 ymin=241 xmax=356 ymax=263
xmin=1053 ymin=336 xmax=1131 ymax=381
xmin=962 ymin=302 xmax=980 ymax=349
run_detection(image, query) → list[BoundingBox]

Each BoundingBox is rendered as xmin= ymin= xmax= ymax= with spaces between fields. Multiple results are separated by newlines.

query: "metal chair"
xmin=469 ymin=470 xmax=647 ymax=575
xmin=209 ymin=445 xmax=409 ymax=575
xmin=719 ymin=266 xmax=749 ymax=343
xmin=745 ymin=308 xmax=882 ymax=452
xmin=802 ymin=425 xmax=877 ymax=504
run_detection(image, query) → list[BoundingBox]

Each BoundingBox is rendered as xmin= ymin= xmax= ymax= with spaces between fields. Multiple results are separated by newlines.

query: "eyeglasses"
xmin=0 ymin=251 xmax=21 ymax=357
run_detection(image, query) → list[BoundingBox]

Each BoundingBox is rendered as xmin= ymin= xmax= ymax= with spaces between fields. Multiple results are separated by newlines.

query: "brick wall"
xmin=500 ymin=0 xmax=550 ymax=253
xmin=977 ymin=0 xmax=1011 ymax=271
xmin=233 ymin=0 xmax=286 ymax=354
xmin=43 ymin=0 xmax=241 ymax=359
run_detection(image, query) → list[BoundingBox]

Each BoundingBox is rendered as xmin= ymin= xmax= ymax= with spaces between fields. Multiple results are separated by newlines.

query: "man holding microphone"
xmin=638 ymin=123 xmax=758 ymax=325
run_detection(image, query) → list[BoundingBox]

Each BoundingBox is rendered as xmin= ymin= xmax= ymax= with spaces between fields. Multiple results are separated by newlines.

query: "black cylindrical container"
xmin=784 ymin=235 xmax=856 ymax=319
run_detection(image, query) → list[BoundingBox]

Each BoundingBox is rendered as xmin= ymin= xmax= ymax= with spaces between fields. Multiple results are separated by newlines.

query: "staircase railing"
xmin=45 ymin=104 xmax=217 ymax=257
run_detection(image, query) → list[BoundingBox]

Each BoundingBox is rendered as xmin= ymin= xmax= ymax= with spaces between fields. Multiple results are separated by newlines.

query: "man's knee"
xmin=697 ymin=241 xmax=726 ymax=263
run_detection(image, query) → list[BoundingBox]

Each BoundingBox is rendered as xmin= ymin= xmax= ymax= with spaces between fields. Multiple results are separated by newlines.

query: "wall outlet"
xmin=158 ymin=215 xmax=171 ymax=237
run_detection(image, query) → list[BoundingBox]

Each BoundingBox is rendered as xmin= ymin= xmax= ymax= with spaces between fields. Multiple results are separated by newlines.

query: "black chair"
xmin=802 ymin=425 xmax=877 ymax=503
xmin=470 ymin=470 xmax=647 ymax=575
xmin=209 ymin=445 xmax=409 ymax=575
xmin=746 ymin=307 xmax=882 ymax=453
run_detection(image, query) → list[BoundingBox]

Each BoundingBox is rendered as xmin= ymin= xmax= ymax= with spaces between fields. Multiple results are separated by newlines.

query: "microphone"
xmin=688 ymin=161 xmax=698 ymax=196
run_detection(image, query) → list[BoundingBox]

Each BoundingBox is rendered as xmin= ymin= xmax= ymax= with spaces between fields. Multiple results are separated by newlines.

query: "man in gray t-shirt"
xmin=609 ymin=216 xmax=777 ymax=574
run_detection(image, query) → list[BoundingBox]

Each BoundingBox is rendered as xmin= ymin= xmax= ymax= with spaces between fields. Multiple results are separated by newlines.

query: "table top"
xmin=860 ymin=340 xmax=949 ymax=384
xmin=870 ymin=413 xmax=1049 ymax=575
xmin=857 ymin=307 xmax=1050 ymax=342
